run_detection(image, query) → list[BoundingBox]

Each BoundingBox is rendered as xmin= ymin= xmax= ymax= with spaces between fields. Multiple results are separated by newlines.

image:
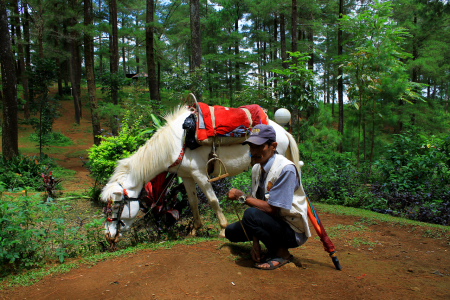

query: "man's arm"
xmin=226 ymin=188 xmax=279 ymax=215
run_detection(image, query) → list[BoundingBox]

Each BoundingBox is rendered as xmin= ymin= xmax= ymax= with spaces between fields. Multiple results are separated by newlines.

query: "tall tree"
xmin=190 ymin=0 xmax=202 ymax=97
xmin=341 ymin=0 xmax=425 ymax=167
xmin=146 ymin=0 xmax=160 ymax=102
xmin=337 ymin=0 xmax=344 ymax=153
xmin=69 ymin=0 xmax=80 ymax=125
xmin=14 ymin=0 xmax=29 ymax=119
xmin=110 ymin=0 xmax=119 ymax=105
xmin=279 ymin=12 xmax=288 ymax=70
xmin=85 ymin=0 xmax=101 ymax=145
xmin=0 ymin=0 xmax=19 ymax=160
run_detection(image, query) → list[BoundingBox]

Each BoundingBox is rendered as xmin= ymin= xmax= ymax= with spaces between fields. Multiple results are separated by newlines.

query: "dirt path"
xmin=1 ymin=211 xmax=449 ymax=300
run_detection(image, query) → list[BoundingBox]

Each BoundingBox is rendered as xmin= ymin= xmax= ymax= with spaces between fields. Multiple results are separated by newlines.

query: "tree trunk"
xmin=363 ymin=114 xmax=366 ymax=162
xmin=157 ymin=61 xmax=161 ymax=91
xmin=273 ymin=14 xmax=278 ymax=102
xmin=190 ymin=0 xmax=202 ymax=98
xmin=84 ymin=0 xmax=101 ymax=145
xmin=122 ymin=36 xmax=126 ymax=75
xmin=332 ymin=76 xmax=335 ymax=117
xmin=110 ymin=0 xmax=119 ymax=106
xmin=14 ymin=1 xmax=29 ymax=119
xmin=357 ymin=95 xmax=362 ymax=170
xmin=234 ymin=18 xmax=240 ymax=92
xmin=69 ymin=14 xmax=80 ymax=125
xmin=0 ymin=0 xmax=19 ymax=160
xmin=37 ymin=0 xmax=43 ymax=59
xmin=146 ymin=0 xmax=161 ymax=102
xmin=409 ymin=14 xmax=418 ymax=126
xmin=370 ymin=98 xmax=375 ymax=163
xmin=55 ymin=25 xmax=63 ymax=98
xmin=136 ymin=54 xmax=140 ymax=74
xmin=307 ymin=11 xmax=313 ymax=71
xmin=23 ymin=2 xmax=30 ymax=67
xmin=291 ymin=0 xmax=297 ymax=59
xmin=337 ymin=0 xmax=344 ymax=153
xmin=75 ymin=38 xmax=82 ymax=118
xmin=280 ymin=14 xmax=287 ymax=69
xmin=122 ymin=15 xmax=126 ymax=75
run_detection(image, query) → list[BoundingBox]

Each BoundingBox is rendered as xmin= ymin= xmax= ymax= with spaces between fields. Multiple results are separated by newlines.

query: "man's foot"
xmin=254 ymin=255 xmax=293 ymax=270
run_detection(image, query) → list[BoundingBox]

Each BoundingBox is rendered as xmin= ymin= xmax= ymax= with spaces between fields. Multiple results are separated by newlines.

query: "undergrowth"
xmin=0 ymin=154 xmax=65 ymax=191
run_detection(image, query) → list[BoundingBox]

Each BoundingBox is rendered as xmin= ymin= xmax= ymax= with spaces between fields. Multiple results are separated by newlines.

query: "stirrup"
xmin=205 ymin=155 xmax=229 ymax=182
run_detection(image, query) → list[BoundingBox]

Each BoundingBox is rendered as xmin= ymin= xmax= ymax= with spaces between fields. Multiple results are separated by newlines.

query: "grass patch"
xmin=351 ymin=237 xmax=377 ymax=248
xmin=28 ymin=132 xmax=73 ymax=146
xmin=315 ymin=203 xmax=450 ymax=231
xmin=314 ymin=202 xmax=450 ymax=241
xmin=325 ymin=223 xmax=369 ymax=239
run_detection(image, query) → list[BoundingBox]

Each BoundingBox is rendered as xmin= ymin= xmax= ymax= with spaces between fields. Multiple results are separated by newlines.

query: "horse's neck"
xmin=127 ymin=111 xmax=187 ymax=188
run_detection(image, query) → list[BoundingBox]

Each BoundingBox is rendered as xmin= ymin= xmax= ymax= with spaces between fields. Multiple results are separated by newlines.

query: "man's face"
xmin=249 ymin=142 xmax=277 ymax=166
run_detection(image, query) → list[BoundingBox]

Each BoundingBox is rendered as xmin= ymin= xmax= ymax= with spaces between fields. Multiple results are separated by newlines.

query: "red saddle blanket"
xmin=195 ymin=102 xmax=268 ymax=141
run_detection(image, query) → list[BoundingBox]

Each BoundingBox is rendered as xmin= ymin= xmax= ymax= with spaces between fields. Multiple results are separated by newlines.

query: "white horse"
xmin=100 ymin=106 xmax=300 ymax=244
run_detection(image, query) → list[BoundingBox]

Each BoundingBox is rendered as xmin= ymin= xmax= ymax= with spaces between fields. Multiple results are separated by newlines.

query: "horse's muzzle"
xmin=105 ymin=232 xmax=121 ymax=250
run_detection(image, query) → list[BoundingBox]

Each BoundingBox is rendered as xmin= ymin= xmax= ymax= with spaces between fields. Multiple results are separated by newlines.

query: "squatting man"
xmin=225 ymin=124 xmax=310 ymax=270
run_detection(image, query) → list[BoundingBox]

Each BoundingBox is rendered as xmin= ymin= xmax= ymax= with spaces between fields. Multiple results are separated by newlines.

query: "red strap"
xmin=169 ymin=145 xmax=185 ymax=168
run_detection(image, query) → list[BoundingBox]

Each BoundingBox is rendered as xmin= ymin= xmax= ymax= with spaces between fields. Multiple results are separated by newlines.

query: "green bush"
xmin=0 ymin=154 xmax=60 ymax=191
xmin=374 ymin=126 xmax=450 ymax=194
xmin=87 ymin=112 xmax=160 ymax=183
xmin=301 ymin=126 xmax=450 ymax=225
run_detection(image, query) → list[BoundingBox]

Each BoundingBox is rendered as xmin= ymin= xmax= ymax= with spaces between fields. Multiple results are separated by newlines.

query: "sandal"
xmin=254 ymin=255 xmax=293 ymax=270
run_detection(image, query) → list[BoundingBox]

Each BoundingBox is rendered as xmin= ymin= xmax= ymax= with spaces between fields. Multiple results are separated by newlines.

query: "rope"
xmin=232 ymin=202 xmax=250 ymax=241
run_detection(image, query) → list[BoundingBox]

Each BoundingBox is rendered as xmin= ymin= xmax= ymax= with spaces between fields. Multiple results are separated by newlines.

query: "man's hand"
xmin=251 ymin=237 xmax=263 ymax=263
xmin=227 ymin=188 xmax=244 ymax=201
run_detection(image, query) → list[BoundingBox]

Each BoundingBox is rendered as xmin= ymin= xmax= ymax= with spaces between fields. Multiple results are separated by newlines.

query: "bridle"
xmin=105 ymin=186 xmax=141 ymax=247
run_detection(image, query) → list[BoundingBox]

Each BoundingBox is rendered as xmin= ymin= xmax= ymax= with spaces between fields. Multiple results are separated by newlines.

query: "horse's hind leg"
xmin=182 ymin=177 xmax=203 ymax=235
xmin=194 ymin=178 xmax=228 ymax=238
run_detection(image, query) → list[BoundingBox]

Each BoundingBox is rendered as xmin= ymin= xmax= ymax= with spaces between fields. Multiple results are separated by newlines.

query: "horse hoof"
xmin=218 ymin=229 xmax=226 ymax=239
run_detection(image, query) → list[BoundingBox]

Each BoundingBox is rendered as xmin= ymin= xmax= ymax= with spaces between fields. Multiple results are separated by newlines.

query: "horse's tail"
xmin=285 ymin=131 xmax=301 ymax=176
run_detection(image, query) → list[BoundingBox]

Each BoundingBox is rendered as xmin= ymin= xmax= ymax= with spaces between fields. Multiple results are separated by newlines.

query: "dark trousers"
xmin=225 ymin=207 xmax=299 ymax=255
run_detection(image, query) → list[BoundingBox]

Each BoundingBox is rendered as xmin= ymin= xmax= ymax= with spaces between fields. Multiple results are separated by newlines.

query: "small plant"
xmin=41 ymin=171 xmax=62 ymax=201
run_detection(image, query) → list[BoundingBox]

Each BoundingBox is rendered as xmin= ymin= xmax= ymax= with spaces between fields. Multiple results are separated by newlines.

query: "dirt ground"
xmin=1 ymin=212 xmax=449 ymax=300
xmin=1 ymin=95 xmax=449 ymax=299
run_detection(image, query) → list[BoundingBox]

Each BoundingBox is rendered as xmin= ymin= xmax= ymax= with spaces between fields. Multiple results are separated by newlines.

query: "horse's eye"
xmin=113 ymin=204 xmax=120 ymax=210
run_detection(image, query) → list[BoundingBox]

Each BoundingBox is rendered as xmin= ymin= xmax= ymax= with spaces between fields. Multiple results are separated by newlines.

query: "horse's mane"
xmin=106 ymin=105 xmax=189 ymax=188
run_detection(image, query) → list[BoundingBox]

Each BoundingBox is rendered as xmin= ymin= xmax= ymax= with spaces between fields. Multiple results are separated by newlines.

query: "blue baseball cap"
xmin=242 ymin=124 xmax=276 ymax=145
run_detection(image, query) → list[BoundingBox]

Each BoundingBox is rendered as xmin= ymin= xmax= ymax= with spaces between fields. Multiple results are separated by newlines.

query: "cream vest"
xmin=251 ymin=154 xmax=311 ymax=237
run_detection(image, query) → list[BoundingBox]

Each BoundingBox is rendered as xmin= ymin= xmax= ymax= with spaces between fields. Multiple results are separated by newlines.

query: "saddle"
xmin=182 ymin=97 xmax=269 ymax=182
xmin=194 ymin=102 xmax=268 ymax=146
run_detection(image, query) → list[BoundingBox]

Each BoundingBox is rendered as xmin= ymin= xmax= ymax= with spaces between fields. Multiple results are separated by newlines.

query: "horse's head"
xmin=101 ymin=182 xmax=142 ymax=246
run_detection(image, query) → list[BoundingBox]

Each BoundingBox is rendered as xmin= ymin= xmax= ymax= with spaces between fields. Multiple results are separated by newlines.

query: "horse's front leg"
xmin=182 ymin=177 xmax=203 ymax=236
xmin=193 ymin=176 xmax=228 ymax=238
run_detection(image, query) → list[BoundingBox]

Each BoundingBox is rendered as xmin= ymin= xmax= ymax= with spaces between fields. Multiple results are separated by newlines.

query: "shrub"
xmin=374 ymin=127 xmax=450 ymax=194
xmin=0 ymin=154 xmax=60 ymax=191
xmin=87 ymin=112 xmax=159 ymax=183
xmin=301 ymin=127 xmax=450 ymax=226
